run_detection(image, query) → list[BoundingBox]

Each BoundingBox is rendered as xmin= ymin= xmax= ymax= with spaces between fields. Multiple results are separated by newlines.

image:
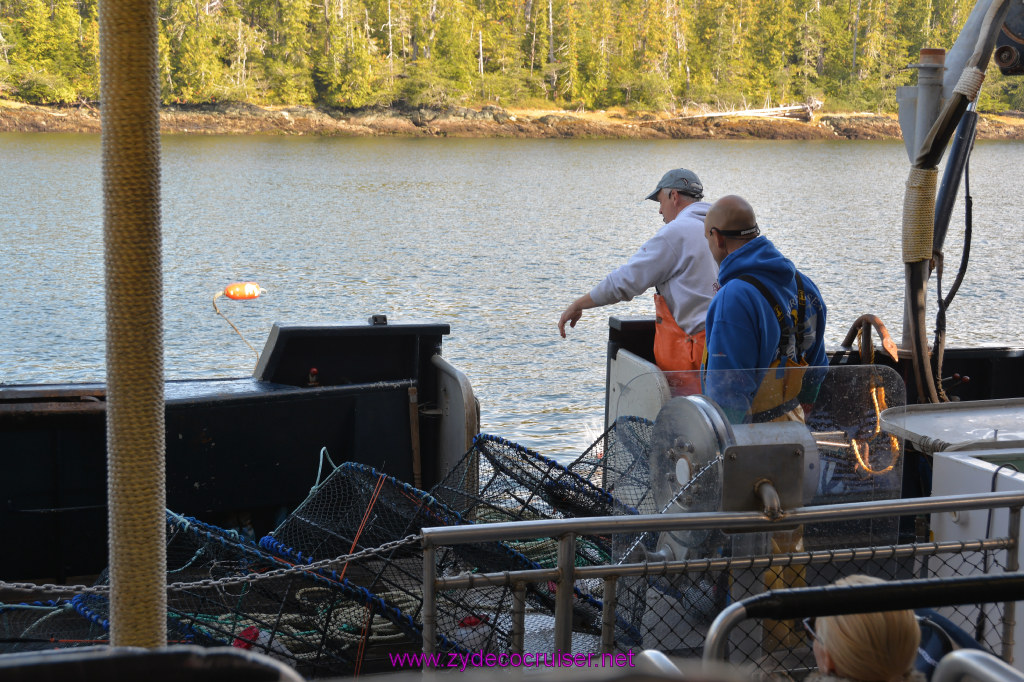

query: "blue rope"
xmin=70 ymin=594 xmax=109 ymax=631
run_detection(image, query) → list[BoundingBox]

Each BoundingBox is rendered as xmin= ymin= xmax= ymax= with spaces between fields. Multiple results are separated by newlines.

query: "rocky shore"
xmin=3 ymin=99 xmax=1024 ymax=140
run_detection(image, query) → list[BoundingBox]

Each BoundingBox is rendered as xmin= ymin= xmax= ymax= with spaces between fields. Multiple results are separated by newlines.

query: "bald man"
xmin=701 ymin=195 xmax=827 ymax=423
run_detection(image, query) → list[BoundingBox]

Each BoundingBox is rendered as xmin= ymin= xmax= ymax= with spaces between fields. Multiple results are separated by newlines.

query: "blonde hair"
xmin=816 ymin=575 xmax=920 ymax=682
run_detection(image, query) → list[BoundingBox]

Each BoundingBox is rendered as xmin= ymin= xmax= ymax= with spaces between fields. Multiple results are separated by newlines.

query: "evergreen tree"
xmin=432 ymin=0 xmax=475 ymax=87
xmin=263 ymin=0 xmax=315 ymax=102
xmin=3 ymin=0 xmax=86 ymax=100
xmin=165 ymin=0 xmax=233 ymax=102
xmin=574 ymin=0 xmax=611 ymax=106
xmin=741 ymin=0 xmax=798 ymax=105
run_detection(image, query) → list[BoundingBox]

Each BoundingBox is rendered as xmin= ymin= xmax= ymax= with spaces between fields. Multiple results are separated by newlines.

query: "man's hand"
xmin=558 ymin=302 xmax=583 ymax=338
xmin=558 ymin=294 xmax=597 ymax=338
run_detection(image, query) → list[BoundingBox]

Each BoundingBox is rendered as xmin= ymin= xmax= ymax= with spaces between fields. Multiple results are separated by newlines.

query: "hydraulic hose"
xmin=906 ymin=262 xmax=938 ymax=402
xmin=931 ymin=110 xmax=977 ymax=400
xmin=933 ymin=159 xmax=974 ymax=402
xmin=933 ymin=110 xmax=978 ymax=256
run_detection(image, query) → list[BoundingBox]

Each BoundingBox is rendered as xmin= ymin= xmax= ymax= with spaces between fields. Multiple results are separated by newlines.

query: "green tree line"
xmin=2 ymin=0 xmax=1023 ymax=111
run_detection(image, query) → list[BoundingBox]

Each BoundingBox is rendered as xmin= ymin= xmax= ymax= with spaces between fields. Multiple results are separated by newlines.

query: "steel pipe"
xmin=933 ymin=649 xmax=1024 ymax=682
xmin=1005 ymin=505 xmax=1022 ymax=662
xmin=420 ymin=493 xmax=1024 ymax=546
xmin=433 ymin=538 xmax=1010 ymax=589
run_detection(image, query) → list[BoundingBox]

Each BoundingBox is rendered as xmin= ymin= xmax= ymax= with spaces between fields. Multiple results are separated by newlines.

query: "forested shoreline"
xmin=2 ymin=0 xmax=1024 ymax=113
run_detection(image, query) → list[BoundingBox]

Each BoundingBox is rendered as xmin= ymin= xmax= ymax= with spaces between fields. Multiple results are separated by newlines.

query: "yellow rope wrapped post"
xmin=902 ymin=166 xmax=941 ymax=403
xmin=902 ymin=167 xmax=939 ymax=263
xmin=99 ymin=0 xmax=167 ymax=648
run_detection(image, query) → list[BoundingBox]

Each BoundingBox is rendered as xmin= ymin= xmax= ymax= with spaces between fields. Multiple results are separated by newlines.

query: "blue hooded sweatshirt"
xmin=702 ymin=235 xmax=827 ymax=421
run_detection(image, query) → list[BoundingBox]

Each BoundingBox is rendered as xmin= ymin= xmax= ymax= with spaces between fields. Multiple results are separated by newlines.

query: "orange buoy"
xmin=224 ymin=281 xmax=264 ymax=300
xmin=212 ymin=281 xmax=268 ymax=366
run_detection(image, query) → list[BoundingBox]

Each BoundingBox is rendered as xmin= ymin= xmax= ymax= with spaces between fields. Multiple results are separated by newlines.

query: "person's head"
xmin=645 ymin=169 xmax=704 ymax=224
xmin=809 ymin=575 xmax=921 ymax=682
xmin=704 ymin=194 xmax=760 ymax=264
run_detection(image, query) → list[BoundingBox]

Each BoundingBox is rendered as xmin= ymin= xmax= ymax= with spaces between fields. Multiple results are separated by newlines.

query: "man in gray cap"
xmin=558 ymin=168 xmax=717 ymax=392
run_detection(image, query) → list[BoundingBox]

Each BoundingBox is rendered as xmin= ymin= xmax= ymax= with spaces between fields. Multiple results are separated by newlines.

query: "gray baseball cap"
xmin=645 ymin=168 xmax=704 ymax=201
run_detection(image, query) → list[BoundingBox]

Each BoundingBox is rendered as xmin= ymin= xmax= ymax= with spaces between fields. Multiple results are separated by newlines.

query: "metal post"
xmin=423 ymin=544 xmax=437 ymax=656
xmin=511 ymin=581 xmax=526 ymax=654
xmin=408 ymin=387 xmax=422 ymax=489
xmin=913 ymin=49 xmax=946 ymax=163
xmin=901 ymin=47 xmax=945 ymax=348
xmin=1003 ymin=505 xmax=1021 ymax=663
xmin=601 ymin=576 xmax=618 ymax=654
xmin=554 ymin=533 xmax=575 ymax=653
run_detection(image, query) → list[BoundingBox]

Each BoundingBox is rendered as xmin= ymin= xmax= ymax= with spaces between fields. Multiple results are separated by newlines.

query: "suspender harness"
xmin=737 ymin=273 xmax=809 ymax=423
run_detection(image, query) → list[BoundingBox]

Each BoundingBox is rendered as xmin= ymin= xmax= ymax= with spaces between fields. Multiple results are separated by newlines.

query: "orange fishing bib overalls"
xmin=653 ymin=293 xmax=705 ymax=395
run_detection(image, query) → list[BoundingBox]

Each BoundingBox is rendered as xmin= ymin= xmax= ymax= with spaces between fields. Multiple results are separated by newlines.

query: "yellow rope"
xmin=953 ymin=66 xmax=986 ymax=101
xmin=902 ymin=167 xmax=938 ymax=263
xmin=100 ymin=0 xmax=166 ymax=648
xmin=212 ymin=292 xmax=260 ymax=364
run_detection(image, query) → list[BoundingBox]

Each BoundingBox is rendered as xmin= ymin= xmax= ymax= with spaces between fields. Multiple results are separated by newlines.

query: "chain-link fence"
xmin=613 ymin=537 xmax=1011 ymax=677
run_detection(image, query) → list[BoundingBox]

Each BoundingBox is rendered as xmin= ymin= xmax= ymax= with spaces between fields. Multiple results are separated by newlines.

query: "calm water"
xmin=2 ymin=134 xmax=1023 ymax=458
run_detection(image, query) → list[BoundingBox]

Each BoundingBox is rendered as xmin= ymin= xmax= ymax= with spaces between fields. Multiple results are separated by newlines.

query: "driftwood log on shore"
xmin=2 ymin=99 xmax=1024 ymax=141
xmin=638 ymin=102 xmax=819 ymax=124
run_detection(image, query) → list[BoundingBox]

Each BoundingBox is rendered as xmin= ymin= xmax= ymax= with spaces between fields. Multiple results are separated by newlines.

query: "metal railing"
xmin=420 ymin=491 xmax=1024 ymax=659
xmin=933 ymin=649 xmax=1024 ymax=682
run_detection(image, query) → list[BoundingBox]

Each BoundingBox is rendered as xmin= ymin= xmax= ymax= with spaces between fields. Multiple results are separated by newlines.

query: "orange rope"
xmin=347 ymin=476 xmax=387 ymax=677
xmin=353 ymin=603 xmax=373 ymax=677
xmin=398 ymin=488 xmax=432 ymax=518
xmin=339 ymin=473 xmax=387 ymax=581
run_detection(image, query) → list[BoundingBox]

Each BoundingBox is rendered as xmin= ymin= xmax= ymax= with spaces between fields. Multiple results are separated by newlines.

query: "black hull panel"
xmin=0 ymin=322 xmax=452 ymax=582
